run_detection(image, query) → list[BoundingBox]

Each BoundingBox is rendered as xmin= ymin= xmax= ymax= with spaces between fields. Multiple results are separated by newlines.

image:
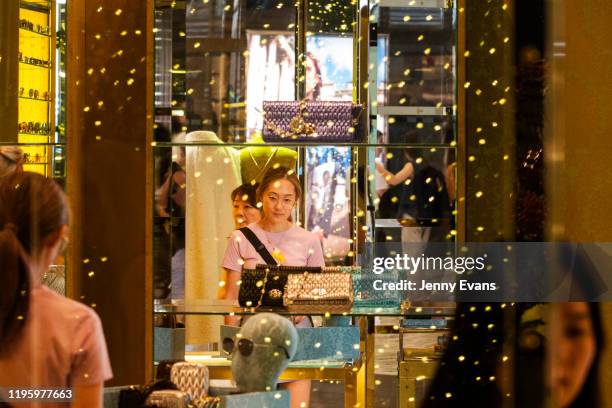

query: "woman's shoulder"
xmin=288 ymin=225 xmax=319 ymax=242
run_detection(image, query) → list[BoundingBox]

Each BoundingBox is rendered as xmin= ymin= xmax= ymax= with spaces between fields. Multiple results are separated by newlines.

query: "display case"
xmin=12 ymin=0 xmax=67 ymax=292
xmin=17 ymin=0 xmax=58 ymax=177
xmin=152 ymin=0 xmax=459 ymax=406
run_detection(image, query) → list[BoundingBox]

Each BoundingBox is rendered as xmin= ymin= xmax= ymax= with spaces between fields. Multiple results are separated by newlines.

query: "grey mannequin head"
xmin=231 ymin=313 xmax=298 ymax=392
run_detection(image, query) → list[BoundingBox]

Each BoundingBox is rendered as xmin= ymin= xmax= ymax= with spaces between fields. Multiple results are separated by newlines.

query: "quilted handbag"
xmin=262 ymin=100 xmax=365 ymax=143
xmin=283 ymin=271 xmax=354 ymax=310
xmin=170 ymin=362 xmax=209 ymax=401
xmin=238 ymin=264 xmax=322 ymax=308
xmin=145 ymin=390 xmax=190 ymax=408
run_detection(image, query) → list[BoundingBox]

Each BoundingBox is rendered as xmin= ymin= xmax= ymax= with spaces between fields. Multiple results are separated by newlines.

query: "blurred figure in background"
xmin=0 ymin=146 xmax=24 ymax=178
xmin=231 ymin=183 xmax=261 ymax=229
xmin=549 ymin=302 xmax=604 ymax=408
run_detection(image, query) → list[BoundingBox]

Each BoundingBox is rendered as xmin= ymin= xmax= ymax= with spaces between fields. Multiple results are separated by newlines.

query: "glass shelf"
xmin=154 ymin=300 xmax=456 ymax=317
xmin=20 ymin=0 xmax=51 ymax=13
xmin=19 ymin=60 xmax=51 ymax=69
xmin=19 ymin=27 xmax=52 ymax=38
xmin=18 ymin=132 xmax=51 ymax=137
xmin=19 ymin=96 xmax=51 ymax=102
xmin=0 ymin=142 xmax=65 ymax=147
xmin=151 ymin=141 xmax=457 ymax=148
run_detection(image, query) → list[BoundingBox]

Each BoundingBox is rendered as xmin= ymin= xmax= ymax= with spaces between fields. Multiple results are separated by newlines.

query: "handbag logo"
xmin=265 ymin=100 xmax=318 ymax=139
xmin=310 ymin=287 xmax=328 ymax=297
xmin=268 ymin=289 xmax=283 ymax=299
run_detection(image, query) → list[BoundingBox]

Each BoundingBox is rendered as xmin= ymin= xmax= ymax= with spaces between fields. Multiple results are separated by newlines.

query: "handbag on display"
xmin=145 ymin=390 xmax=190 ymax=408
xmin=239 ymin=264 xmax=323 ymax=308
xmin=283 ymin=271 xmax=354 ymax=310
xmin=191 ymin=397 xmax=222 ymax=408
xmin=118 ymin=380 xmax=178 ymax=408
xmin=237 ymin=226 xmax=322 ymax=307
xmin=170 ymin=362 xmax=209 ymax=401
xmin=262 ymin=100 xmax=365 ymax=143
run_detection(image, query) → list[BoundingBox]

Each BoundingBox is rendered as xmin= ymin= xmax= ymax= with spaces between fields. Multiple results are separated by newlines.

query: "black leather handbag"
xmin=237 ymin=226 xmax=321 ymax=307
xmin=239 ymin=264 xmax=322 ymax=308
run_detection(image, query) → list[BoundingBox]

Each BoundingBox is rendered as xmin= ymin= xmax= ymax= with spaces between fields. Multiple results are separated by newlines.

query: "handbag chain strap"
xmin=255 ymin=269 xmax=270 ymax=308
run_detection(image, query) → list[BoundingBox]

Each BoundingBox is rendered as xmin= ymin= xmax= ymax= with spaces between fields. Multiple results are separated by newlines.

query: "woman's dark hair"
xmin=231 ymin=183 xmax=260 ymax=208
xmin=0 ymin=172 xmax=69 ymax=356
xmin=256 ymin=167 xmax=302 ymax=205
xmin=569 ymin=302 xmax=604 ymax=408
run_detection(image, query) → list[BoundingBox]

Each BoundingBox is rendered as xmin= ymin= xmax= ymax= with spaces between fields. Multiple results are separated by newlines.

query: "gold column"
xmin=0 ymin=0 xmax=19 ymax=142
xmin=546 ymin=0 xmax=612 ymax=402
xmin=464 ymin=1 xmax=515 ymax=242
xmin=67 ymin=0 xmax=154 ymax=385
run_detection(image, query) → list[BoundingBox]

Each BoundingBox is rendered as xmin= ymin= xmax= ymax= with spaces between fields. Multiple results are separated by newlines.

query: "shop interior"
xmin=1 ymin=0 xmax=612 ymax=407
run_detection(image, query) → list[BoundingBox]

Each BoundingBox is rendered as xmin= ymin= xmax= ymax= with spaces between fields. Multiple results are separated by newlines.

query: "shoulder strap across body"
xmin=239 ymin=227 xmax=277 ymax=265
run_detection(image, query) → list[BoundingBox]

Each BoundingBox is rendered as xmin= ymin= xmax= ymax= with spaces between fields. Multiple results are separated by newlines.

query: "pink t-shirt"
xmin=0 ymin=285 xmax=112 ymax=399
xmin=222 ymin=223 xmax=325 ymax=271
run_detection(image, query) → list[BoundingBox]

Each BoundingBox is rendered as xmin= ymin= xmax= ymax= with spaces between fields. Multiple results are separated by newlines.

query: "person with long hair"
xmin=549 ymin=302 xmax=604 ymax=407
xmin=0 ymin=172 xmax=112 ymax=407
xmin=222 ymin=167 xmax=324 ymax=408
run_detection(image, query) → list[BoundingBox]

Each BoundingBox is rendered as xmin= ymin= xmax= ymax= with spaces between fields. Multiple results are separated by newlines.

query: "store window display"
xmin=222 ymin=167 xmax=324 ymax=408
xmin=0 ymin=172 xmax=112 ymax=407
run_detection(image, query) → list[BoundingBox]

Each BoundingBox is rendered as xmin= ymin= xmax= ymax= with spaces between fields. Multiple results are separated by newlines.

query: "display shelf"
xmin=19 ymin=96 xmax=51 ymax=102
xmin=18 ymin=132 xmax=51 ymax=137
xmin=376 ymin=106 xmax=450 ymax=116
xmin=151 ymin=141 xmax=457 ymax=148
xmin=0 ymin=142 xmax=65 ymax=146
xmin=20 ymin=0 xmax=51 ymax=13
xmin=19 ymin=27 xmax=52 ymax=38
xmin=154 ymin=300 xmax=456 ymax=318
xmin=19 ymin=60 xmax=52 ymax=69
xmin=378 ymin=0 xmax=450 ymax=8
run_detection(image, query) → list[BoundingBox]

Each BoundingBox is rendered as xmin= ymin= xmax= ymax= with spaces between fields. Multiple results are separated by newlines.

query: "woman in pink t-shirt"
xmin=222 ymin=167 xmax=324 ymax=408
xmin=0 ymin=172 xmax=112 ymax=407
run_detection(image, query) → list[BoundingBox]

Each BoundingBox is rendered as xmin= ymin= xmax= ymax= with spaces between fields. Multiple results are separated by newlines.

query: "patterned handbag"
xmin=283 ymin=271 xmax=354 ymax=310
xmin=238 ymin=264 xmax=322 ymax=308
xmin=145 ymin=390 xmax=190 ymax=408
xmin=262 ymin=100 xmax=365 ymax=143
xmin=326 ymin=266 xmax=402 ymax=307
xmin=170 ymin=362 xmax=209 ymax=401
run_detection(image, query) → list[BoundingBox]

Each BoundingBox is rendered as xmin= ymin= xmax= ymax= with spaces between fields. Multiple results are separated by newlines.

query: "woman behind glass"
xmin=222 ymin=167 xmax=324 ymax=408
xmin=0 ymin=172 xmax=112 ymax=407
xmin=231 ymin=183 xmax=262 ymax=229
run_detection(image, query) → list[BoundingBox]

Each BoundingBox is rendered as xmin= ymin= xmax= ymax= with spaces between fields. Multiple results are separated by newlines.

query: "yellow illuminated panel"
xmin=18 ymin=2 xmax=54 ymax=175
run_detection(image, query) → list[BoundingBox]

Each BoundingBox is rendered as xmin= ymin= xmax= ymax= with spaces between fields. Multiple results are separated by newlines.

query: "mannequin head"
xmin=229 ymin=313 xmax=298 ymax=392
